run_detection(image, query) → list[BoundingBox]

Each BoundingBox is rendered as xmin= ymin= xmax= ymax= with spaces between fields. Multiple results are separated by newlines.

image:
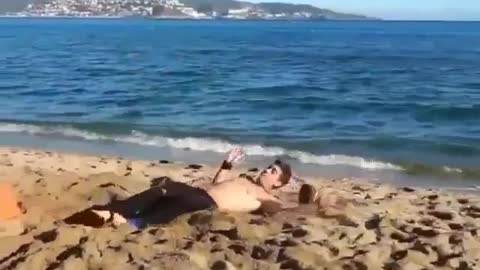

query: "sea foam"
xmin=0 ymin=122 xmax=402 ymax=171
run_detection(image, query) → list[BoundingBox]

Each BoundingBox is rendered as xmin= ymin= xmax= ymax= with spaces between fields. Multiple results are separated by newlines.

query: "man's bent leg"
xmin=63 ymin=181 xmax=205 ymax=228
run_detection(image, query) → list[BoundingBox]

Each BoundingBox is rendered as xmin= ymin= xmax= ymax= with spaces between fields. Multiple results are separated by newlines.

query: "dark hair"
xmin=274 ymin=159 xmax=292 ymax=187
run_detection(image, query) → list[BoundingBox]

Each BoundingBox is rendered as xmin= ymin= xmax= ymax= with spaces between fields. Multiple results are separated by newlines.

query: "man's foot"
xmin=63 ymin=209 xmax=128 ymax=228
xmin=92 ymin=210 xmax=128 ymax=226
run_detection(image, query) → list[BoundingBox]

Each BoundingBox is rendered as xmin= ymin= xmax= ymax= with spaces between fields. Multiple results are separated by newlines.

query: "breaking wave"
xmin=0 ymin=122 xmax=402 ymax=171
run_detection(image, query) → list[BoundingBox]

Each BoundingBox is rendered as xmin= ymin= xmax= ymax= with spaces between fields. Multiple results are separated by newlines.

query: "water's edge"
xmin=1 ymin=122 xmax=479 ymax=190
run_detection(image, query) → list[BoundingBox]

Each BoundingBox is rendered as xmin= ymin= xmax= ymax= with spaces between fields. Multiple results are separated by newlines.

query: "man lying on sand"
xmin=64 ymin=148 xmax=299 ymax=229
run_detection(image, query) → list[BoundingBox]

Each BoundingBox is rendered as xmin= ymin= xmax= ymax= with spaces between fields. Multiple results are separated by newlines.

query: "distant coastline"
xmin=0 ymin=0 xmax=375 ymax=21
xmin=0 ymin=14 xmax=379 ymax=21
xmin=0 ymin=14 xmax=122 ymax=19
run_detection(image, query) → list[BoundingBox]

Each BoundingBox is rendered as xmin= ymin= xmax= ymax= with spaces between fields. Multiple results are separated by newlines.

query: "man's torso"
xmin=206 ymin=178 xmax=264 ymax=212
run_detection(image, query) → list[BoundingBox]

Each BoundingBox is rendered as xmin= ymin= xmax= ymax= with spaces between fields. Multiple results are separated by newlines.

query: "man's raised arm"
xmin=212 ymin=148 xmax=245 ymax=184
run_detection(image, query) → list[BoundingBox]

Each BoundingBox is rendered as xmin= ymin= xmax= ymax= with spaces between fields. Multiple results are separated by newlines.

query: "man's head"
xmin=257 ymin=160 xmax=292 ymax=191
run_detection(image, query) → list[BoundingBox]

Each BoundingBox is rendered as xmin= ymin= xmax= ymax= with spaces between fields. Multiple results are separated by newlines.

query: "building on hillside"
xmin=228 ymin=7 xmax=250 ymax=14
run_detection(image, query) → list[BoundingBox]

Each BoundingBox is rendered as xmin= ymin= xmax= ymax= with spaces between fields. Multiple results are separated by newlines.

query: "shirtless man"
xmin=64 ymin=148 xmax=295 ymax=228
xmin=208 ymin=148 xmax=294 ymax=212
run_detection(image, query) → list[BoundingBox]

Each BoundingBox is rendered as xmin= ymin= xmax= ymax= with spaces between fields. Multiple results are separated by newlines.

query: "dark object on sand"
xmin=298 ymin=184 xmax=317 ymax=204
xmin=186 ymin=164 xmax=203 ymax=170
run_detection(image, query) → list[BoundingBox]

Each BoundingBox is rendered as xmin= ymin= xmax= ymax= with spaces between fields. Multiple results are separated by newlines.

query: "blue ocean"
xmin=1 ymin=18 xmax=479 ymax=187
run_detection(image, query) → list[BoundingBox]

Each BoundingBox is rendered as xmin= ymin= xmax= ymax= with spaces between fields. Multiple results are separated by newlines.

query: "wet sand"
xmin=0 ymin=146 xmax=479 ymax=270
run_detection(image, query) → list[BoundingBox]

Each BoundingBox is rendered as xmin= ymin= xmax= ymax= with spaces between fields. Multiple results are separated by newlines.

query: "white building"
xmin=179 ymin=6 xmax=207 ymax=18
xmin=228 ymin=7 xmax=250 ymax=14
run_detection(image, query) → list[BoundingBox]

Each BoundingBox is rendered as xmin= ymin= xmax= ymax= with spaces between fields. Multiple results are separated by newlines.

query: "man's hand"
xmin=226 ymin=147 xmax=246 ymax=165
xmin=212 ymin=147 xmax=246 ymax=184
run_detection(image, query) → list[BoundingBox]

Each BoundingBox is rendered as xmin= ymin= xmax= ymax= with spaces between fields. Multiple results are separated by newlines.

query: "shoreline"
xmin=0 ymin=145 xmax=479 ymax=269
xmin=1 ymin=143 xmax=479 ymax=194
xmin=1 ymin=126 xmax=480 ymax=190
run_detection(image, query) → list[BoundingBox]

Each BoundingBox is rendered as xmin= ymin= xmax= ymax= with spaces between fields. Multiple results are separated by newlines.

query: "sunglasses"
xmin=264 ymin=165 xmax=278 ymax=174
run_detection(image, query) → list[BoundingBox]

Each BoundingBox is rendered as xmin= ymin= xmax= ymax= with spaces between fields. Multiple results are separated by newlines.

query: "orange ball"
xmin=0 ymin=183 xmax=21 ymax=220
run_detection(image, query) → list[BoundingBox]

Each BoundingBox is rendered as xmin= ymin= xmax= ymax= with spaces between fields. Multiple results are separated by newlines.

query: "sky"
xmin=252 ymin=0 xmax=480 ymax=21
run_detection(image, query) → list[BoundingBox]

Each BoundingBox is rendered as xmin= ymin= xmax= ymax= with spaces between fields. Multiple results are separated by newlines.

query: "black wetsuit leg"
xmin=135 ymin=190 xmax=216 ymax=227
xmin=64 ymin=181 xmax=216 ymax=228
xmin=91 ymin=181 xmax=200 ymax=216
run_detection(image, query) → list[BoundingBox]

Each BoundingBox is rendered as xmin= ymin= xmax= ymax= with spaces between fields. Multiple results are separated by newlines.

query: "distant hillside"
xmin=178 ymin=0 xmax=372 ymax=19
xmin=0 ymin=0 xmax=31 ymax=12
xmin=179 ymin=0 xmax=246 ymax=14
xmin=255 ymin=2 xmax=370 ymax=19
xmin=0 ymin=0 xmax=374 ymax=20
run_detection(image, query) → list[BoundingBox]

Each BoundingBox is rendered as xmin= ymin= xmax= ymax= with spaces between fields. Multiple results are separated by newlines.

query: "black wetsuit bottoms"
xmin=64 ymin=180 xmax=216 ymax=229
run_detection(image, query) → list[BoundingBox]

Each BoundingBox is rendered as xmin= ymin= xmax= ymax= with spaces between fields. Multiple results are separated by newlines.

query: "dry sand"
xmin=0 ymin=146 xmax=479 ymax=270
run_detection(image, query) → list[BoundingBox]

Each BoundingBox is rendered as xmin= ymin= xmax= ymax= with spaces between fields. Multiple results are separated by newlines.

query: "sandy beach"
xmin=0 ymin=146 xmax=478 ymax=270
